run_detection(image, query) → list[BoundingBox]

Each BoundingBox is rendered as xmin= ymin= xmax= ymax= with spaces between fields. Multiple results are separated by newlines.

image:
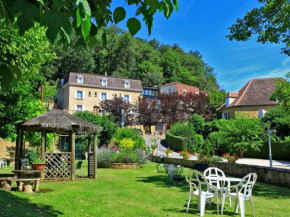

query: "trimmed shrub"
xmin=97 ymin=148 xmax=115 ymax=167
xmin=165 ymin=130 xmax=186 ymax=151
xmin=188 ymin=113 xmax=205 ymax=135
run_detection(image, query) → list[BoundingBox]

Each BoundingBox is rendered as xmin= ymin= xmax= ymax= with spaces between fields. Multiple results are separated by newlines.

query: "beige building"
xmin=57 ymin=72 xmax=143 ymax=114
xmin=218 ymin=78 xmax=279 ymax=119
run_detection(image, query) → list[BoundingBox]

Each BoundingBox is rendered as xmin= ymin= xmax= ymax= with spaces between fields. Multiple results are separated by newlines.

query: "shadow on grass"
xmin=136 ymin=173 xmax=189 ymax=192
xmin=253 ymin=182 xmax=290 ymax=199
xmin=0 ymin=190 xmax=62 ymax=217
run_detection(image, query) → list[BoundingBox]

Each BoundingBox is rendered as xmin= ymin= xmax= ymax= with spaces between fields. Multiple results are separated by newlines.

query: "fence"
xmin=45 ymin=152 xmax=71 ymax=180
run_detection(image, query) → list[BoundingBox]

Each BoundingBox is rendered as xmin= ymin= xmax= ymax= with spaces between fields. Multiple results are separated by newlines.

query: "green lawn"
xmin=0 ymin=162 xmax=289 ymax=217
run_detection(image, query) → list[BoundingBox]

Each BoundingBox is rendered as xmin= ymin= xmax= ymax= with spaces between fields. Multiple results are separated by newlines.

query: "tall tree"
xmin=0 ymin=0 xmax=178 ymax=87
xmin=228 ymin=0 xmax=290 ymax=55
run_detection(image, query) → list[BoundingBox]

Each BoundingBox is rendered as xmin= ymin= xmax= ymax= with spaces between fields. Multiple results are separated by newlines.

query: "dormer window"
xmin=124 ymin=80 xmax=130 ymax=88
xmin=77 ymin=75 xmax=84 ymax=84
xmin=101 ymin=78 xmax=108 ymax=86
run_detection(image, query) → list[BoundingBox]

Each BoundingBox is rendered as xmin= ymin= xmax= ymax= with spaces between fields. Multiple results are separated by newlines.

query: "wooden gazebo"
xmin=15 ymin=110 xmax=102 ymax=181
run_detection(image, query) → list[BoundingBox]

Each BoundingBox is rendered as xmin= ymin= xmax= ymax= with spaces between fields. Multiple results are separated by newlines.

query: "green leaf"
xmin=17 ymin=14 xmax=34 ymax=35
xmin=126 ymin=18 xmax=141 ymax=37
xmin=0 ymin=64 xmax=21 ymax=88
xmin=74 ymin=0 xmax=91 ymax=18
xmin=173 ymin=0 xmax=178 ymax=11
xmin=76 ymin=9 xmax=81 ymax=27
xmin=41 ymin=9 xmax=72 ymax=44
xmin=54 ymin=0 xmax=65 ymax=9
xmin=12 ymin=0 xmax=40 ymax=22
xmin=87 ymin=36 xmax=98 ymax=48
xmin=102 ymin=32 xmax=107 ymax=47
xmin=81 ymin=15 xmax=91 ymax=39
xmin=90 ymin=24 xmax=98 ymax=36
xmin=113 ymin=7 xmax=126 ymax=24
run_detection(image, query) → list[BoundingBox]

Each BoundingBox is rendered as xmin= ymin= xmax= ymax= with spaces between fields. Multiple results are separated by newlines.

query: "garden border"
xmin=152 ymin=156 xmax=290 ymax=188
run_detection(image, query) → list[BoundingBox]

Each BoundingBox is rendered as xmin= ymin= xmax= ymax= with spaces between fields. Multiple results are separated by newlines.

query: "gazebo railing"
xmin=45 ymin=152 xmax=71 ymax=180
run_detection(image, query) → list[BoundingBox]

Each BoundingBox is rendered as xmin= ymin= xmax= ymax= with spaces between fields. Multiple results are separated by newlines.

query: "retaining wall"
xmin=152 ymin=156 xmax=290 ymax=188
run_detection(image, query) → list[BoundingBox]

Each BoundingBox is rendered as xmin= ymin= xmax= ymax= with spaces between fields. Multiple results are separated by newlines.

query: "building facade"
xmin=159 ymin=82 xmax=200 ymax=96
xmin=218 ymin=78 xmax=279 ymax=119
xmin=57 ymin=72 xmax=143 ymax=114
xmin=141 ymin=86 xmax=160 ymax=103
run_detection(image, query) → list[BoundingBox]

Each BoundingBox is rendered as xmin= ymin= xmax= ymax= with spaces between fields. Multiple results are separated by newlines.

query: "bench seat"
xmin=0 ymin=177 xmax=40 ymax=193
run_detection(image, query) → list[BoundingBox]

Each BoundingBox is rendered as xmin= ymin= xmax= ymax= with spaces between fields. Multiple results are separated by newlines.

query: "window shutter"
xmin=221 ymin=113 xmax=225 ymax=119
xmin=74 ymin=105 xmax=77 ymax=111
xmin=129 ymin=95 xmax=131 ymax=102
xmin=106 ymin=93 xmax=109 ymax=100
xmin=82 ymin=105 xmax=85 ymax=111
xmin=83 ymin=91 xmax=85 ymax=99
xmin=75 ymin=90 xmax=77 ymax=98
xmin=99 ymin=93 xmax=102 ymax=100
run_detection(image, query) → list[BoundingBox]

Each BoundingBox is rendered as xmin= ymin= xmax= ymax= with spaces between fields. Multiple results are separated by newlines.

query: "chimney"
xmin=105 ymin=72 xmax=107 ymax=76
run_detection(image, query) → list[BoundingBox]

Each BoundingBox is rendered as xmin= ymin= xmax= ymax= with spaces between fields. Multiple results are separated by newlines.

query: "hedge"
xmin=220 ymin=141 xmax=290 ymax=161
xmin=165 ymin=130 xmax=186 ymax=151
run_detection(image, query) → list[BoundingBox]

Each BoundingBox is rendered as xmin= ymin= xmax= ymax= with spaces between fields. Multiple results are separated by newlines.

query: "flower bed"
xmin=107 ymin=163 xmax=141 ymax=169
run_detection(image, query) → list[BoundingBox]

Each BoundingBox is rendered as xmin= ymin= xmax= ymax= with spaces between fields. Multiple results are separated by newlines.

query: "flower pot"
xmin=183 ymin=155 xmax=189 ymax=160
xmin=152 ymin=151 xmax=156 ymax=156
xmin=10 ymin=152 xmax=15 ymax=156
xmin=32 ymin=163 xmax=46 ymax=170
xmin=166 ymin=153 xmax=171 ymax=158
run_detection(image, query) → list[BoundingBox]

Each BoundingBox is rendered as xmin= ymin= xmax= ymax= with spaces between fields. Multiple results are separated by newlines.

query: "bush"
xmin=165 ymin=130 xmax=186 ymax=151
xmin=188 ymin=134 xmax=204 ymax=153
xmin=97 ymin=148 xmax=115 ymax=167
xmin=114 ymin=150 xmax=137 ymax=163
xmin=188 ymin=113 xmax=205 ymax=135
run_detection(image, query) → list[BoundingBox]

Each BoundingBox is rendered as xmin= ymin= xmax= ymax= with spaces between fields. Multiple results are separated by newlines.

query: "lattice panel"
xmin=45 ymin=153 xmax=71 ymax=180
xmin=88 ymin=153 xmax=95 ymax=178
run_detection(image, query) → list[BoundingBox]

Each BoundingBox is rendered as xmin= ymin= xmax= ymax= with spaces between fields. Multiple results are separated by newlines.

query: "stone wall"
xmin=153 ymin=156 xmax=290 ymax=188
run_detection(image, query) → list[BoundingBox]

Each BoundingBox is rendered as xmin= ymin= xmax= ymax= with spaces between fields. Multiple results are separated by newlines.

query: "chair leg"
xmin=234 ymin=198 xmax=239 ymax=213
xmin=216 ymin=194 xmax=219 ymax=215
xmin=250 ymin=196 xmax=255 ymax=217
xmin=200 ymin=195 xmax=207 ymax=217
xmin=186 ymin=192 xmax=192 ymax=213
xmin=221 ymin=194 xmax=226 ymax=215
xmin=239 ymin=196 xmax=245 ymax=217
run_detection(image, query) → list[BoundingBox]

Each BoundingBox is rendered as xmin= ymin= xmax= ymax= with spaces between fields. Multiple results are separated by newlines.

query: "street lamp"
xmin=157 ymin=134 xmax=160 ymax=156
xmin=266 ymin=121 xmax=273 ymax=168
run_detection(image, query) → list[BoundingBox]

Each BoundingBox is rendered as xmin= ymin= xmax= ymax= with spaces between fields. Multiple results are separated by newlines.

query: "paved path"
xmin=142 ymin=134 xmax=290 ymax=170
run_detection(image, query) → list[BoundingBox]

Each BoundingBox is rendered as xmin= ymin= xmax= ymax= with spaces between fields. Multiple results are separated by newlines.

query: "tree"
xmin=74 ymin=111 xmax=117 ymax=146
xmin=228 ymin=0 xmax=290 ymax=55
xmin=0 ymin=21 xmax=55 ymax=140
xmin=272 ymin=73 xmax=290 ymax=106
xmin=142 ymin=72 xmax=165 ymax=87
xmin=135 ymin=97 xmax=161 ymax=130
xmin=0 ymin=0 xmax=178 ymax=86
xmin=216 ymin=113 xmax=263 ymax=157
xmin=188 ymin=113 xmax=205 ymax=135
xmin=100 ymin=96 xmax=133 ymax=126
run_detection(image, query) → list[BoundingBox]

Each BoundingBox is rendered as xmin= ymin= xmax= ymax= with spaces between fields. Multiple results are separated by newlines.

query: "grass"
xmin=0 ymin=161 xmax=290 ymax=217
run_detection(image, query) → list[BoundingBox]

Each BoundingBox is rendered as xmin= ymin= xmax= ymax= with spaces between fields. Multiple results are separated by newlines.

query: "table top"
xmin=13 ymin=170 xmax=45 ymax=174
xmin=206 ymin=176 xmax=242 ymax=182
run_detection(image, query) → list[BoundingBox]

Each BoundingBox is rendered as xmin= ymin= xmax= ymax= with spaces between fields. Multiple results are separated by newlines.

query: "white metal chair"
xmin=0 ymin=159 xmax=7 ymax=169
xmin=186 ymin=169 xmax=220 ymax=216
xmin=221 ymin=173 xmax=257 ymax=217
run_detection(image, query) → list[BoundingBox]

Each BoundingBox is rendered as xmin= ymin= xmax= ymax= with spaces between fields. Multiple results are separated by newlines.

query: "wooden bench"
xmin=0 ymin=177 xmax=40 ymax=193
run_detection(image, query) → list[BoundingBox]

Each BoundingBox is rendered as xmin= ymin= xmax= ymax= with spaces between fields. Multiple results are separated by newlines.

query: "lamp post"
xmin=266 ymin=121 xmax=273 ymax=168
xmin=157 ymin=135 xmax=160 ymax=156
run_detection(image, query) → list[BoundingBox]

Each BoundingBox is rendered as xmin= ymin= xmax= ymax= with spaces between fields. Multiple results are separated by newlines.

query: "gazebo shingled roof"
xmin=21 ymin=110 xmax=102 ymax=133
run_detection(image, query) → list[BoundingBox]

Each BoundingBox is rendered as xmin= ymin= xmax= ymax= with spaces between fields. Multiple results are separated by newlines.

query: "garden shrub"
xmin=114 ymin=150 xmax=137 ymax=163
xmin=165 ymin=130 xmax=186 ymax=151
xmin=188 ymin=113 xmax=205 ymax=135
xmin=188 ymin=134 xmax=204 ymax=154
xmin=97 ymin=148 xmax=115 ymax=167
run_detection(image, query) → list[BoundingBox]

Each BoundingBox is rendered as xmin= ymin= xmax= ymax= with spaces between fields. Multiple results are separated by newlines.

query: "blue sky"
xmin=112 ymin=0 xmax=290 ymax=92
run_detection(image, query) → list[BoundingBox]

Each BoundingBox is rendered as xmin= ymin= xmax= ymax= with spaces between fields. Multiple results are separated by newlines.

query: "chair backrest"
xmin=164 ymin=164 xmax=181 ymax=178
xmin=76 ymin=161 xmax=83 ymax=169
xmin=186 ymin=169 xmax=211 ymax=194
xmin=238 ymin=173 xmax=257 ymax=198
xmin=204 ymin=167 xmax=226 ymax=189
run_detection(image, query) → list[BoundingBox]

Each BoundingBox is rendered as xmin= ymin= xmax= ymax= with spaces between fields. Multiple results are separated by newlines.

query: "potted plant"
xmin=151 ymin=144 xmax=157 ymax=156
xmin=9 ymin=150 xmax=16 ymax=156
xmin=31 ymin=158 xmax=46 ymax=170
xmin=179 ymin=150 xmax=191 ymax=160
xmin=159 ymin=130 xmax=164 ymax=135
xmin=165 ymin=149 xmax=173 ymax=158
xmin=223 ymin=153 xmax=239 ymax=163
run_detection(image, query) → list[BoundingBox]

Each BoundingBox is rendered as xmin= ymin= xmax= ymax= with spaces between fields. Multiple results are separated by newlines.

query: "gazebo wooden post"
xmin=93 ymin=134 xmax=98 ymax=179
xmin=15 ymin=127 xmax=21 ymax=170
xmin=87 ymin=134 xmax=91 ymax=177
xmin=20 ymin=130 xmax=25 ymax=160
xmin=70 ymin=132 xmax=76 ymax=180
xmin=41 ymin=128 xmax=46 ymax=181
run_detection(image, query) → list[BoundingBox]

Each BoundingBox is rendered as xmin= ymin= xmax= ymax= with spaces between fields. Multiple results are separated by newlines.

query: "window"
xmin=94 ymin=92 xmax=97 ymax=97
xmin=93 ymin=106 xmax=98 ymax=113
xmin=112 ymin=93 xmax=117 ymax=97
xmin=77 ymin=76 xmax=84 ymax=84
xmin=88 ymin=92 xmax=91 ymax=97
xmin=76 ymin=91 xmax=83 ymax=99
xmin=144 ymin=90 xmax=149 ymax=95
xmin=124 ymin=81 xmax=130 ymax=88
xmin=148 ymin=90 xmax=152 ymax=96
xmin=101 ymin=78 xmax=108 ymax=86
xmin=101 ymin=93 xmax=107 ymax=100
xmin=258 ymin=109 xmax=266 ymax=118
xmin=76 ymin=105 xmax=83 ymax=111
xmin=123 ymin=95 xmax=129 ymax=102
